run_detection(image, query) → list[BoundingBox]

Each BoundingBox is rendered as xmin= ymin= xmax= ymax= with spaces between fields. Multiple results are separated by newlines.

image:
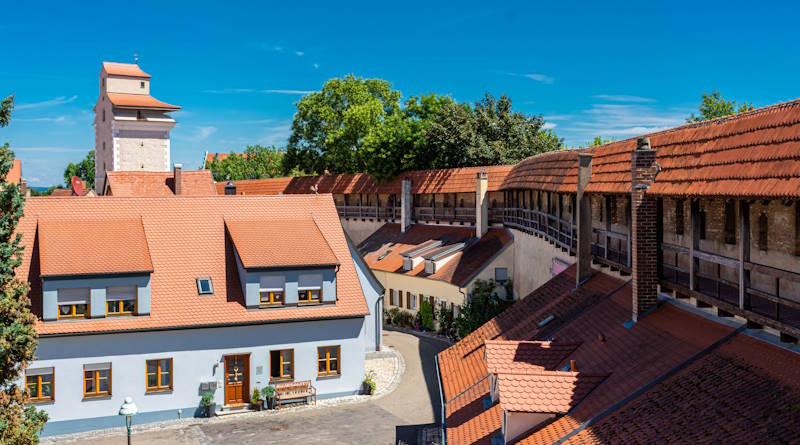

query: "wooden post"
xmin=627 ymin=195 xmax=633 ymax=268
xmin=657 ymin=197 xmax=663 ymax=283
xmin=739 ymin=201 xmax=750 ymax=310
xmin=690 ymin=199 xmax=700 ymax=291
xmin=605 ymin=196 xmax=611 ymax=260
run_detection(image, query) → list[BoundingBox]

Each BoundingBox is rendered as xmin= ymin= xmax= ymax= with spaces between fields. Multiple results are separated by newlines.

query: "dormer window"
xmin=259 ymin=276 xmax=285 ymax=306
xmin=106 ymin=285 xmax=136 ymax=316
xmin=298 ymin=274 xmax=323 ymax=304
xmin=196 ymin=277 xmax=213 ymax=295
xmin=57 ymin=288 xmax=89 ymax=319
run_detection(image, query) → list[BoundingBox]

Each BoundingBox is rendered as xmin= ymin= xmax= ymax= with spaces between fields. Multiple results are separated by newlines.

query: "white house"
xmin=17 ymin=194 xmax=383 ymax=436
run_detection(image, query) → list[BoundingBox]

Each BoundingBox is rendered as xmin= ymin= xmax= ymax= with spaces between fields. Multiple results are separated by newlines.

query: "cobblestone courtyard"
xmin=43 ymin=330 xmax=450 ymax=445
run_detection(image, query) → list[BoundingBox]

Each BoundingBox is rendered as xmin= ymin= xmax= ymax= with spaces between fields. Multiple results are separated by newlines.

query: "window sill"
xmin=145 ymin=388 xmax=173 ymax=395
xmin=28 ymin=399 xmax=55 ymax=405
xmin=298 ymin=301 xmax=322 ymax=306
xmin=317 ymin=373 xmax=341 ymax=380
xmin=269 ymin=377 xmax=294 ymax=383
xmin=83 ymin=394 xmax=111 ymax=401
xmin=259 ymin=303 xmax=285 ymax=309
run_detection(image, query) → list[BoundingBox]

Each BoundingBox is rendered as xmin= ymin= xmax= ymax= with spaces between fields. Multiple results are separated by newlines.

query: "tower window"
xmin=140 ymin=81 xmax=145 ymax=89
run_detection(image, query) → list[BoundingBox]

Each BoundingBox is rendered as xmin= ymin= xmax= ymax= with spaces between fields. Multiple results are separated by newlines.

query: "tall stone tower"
xmin=94 ymin=62 xmax=180 ymax=193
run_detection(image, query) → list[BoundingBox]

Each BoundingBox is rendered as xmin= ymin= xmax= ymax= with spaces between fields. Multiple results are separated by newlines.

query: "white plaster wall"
xmin=465 ymin=241 xmax=515 ymax=299
xmin=106 ymin=76 xmax=150 ymax=95
xmin=115 ymin=129 xmax=170 ymax=171
xmin=349 ymin=242 xmax=383 ymax=352
xmin=511 ymin=228 xmax=575 ymax=298
xmin=29 ymin=317 xmax=367 ymax=423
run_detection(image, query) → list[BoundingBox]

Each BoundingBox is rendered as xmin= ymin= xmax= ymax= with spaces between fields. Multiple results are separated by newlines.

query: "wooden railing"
xmin=413 ymin=207 xmax=476 ymax=223
xmin=502 ymin=208 xmax=576 ymax=253
xmin=659 ymin=241 xmax=800 ymax=336
xmin=336 ymin=205 xmax=399 ymax=219
xmin=591 ymin=228 xmax=630 ymax=273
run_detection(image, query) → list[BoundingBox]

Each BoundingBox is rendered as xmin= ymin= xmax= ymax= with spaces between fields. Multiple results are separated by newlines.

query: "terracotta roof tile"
xmin=17 ymin=195 xmax=367 ymax=336
xmin=484 ymin=340 xmax=581 ymax=375
xmin=107 ymin=92 xmax=180 ymax=110
xmin=215 ymin=177 xmax=293 ymax=195
xmin=38 ymin=218 xmax=153 ymax=277
xmin=497 ymin=371 xmax=608 ymax=413
xmin=106 ymin=171 xmax=216 ymax=197
xmin=226 ymin=219 xmax=339 ymax=269
xmin=103 ymin=62 xmax=151 ymax=78
xmin=358 ymin=223 xmax=512 ymax=287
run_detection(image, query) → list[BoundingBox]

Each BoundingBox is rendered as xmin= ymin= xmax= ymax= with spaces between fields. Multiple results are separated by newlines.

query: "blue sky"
xmin=2 ymin=1 xmax=799 ymax=187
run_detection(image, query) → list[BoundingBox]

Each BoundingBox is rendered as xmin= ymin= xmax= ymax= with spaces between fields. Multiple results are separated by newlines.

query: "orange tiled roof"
xmin=497 ymin=371 xmax=607 ymax=414
xmin=17 ymin=195 xmax=368 ymax=335
xmin=7 ymin=159 xmax=21 ymax=184
xmin=107 ymin=92 xmax=180 ymax=110
xmin=484 ymin=340 xmax=580 ymax=375
xmin=563 ymin=334 xmax=800 ymax=444
xmin=103 ymin=62 xmax=151 ymax=78
xmin=105 ymin=171 xmax=216 ymax=197
xmin=226 ymin=219 xmax=339 ymax=269
xmin=358 ymin=224 xmax=512 ymax=287
xmin=48 ymin=188 xmax=73 ymax=197
xmin=38 ymin=219 xmax=154 ymax=278
xmin=438 ymin=266 xmax=739 ymax=445
xmin=215 ymin=177 xmax=293 ymax=195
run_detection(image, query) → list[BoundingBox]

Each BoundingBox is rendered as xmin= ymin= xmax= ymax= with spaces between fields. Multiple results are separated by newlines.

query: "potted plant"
xmin=362 ymin=370 xmax=377 ymax=395
xmin=262 ymin=384 xmax=276 ymax=410
xmin=201 ymin=391 xmax=216 ymax=417
xmin=252 ymin=387 xmax=262 ymax=411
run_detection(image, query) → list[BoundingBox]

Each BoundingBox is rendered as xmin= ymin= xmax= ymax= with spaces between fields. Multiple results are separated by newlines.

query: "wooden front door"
xmin=224 ymin=355 xmax=249 ymax=406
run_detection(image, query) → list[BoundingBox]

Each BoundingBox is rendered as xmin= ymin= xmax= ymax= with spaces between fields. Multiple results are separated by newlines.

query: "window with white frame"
xmin=57 ymin=288 xmax=90 ymax=319
xmin=196 ymin=277 xmax=213 ymax=295
xmin=495 ymin=267 xmax=509 ymax=283
xmin=298 ymin=274 xmax=323 ymax=303
xmin=106 ymin=285 xmax=136 ymax=316
xmin=259 ymin=275 xmax=285 ymax=306
xmin=410 ymin=293 xmax=417 ymax=310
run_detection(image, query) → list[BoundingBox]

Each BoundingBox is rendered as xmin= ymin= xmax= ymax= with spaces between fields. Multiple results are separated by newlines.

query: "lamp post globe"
xmin=118 ymin=397 xmax=138 ymax=445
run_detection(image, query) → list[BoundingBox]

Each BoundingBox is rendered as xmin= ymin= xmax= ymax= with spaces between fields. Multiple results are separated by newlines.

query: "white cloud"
xmin=257 ymin=123 xmax=293 ymax=146
xmin=241 ymin=118 xmax=277 ymax=125
xmin=16 ymin=95 xmax=78 ymax=110
xmin=497 ymin=71 xmax=554 ymax=84
xmin=313 ymin=63 xmax=319 ymax=69
xmin=543 ymin=114 xmax=575 ymax=121
xmin=202 ymin=88 xmax=256 ymax=94
xmin=260 ymin=89 xmax=312 ymax=95
xmin=175 ymin=126 xmax=217 ymax=142
xmin=556 ymin=103 xmax=690 ymax=146
xmin=523 ymin=73 xmax=554 ymax=84
xmin=592 ymin=94 xmax=656 ymax=103
xmin=11 ymin=146 xmax=88 ymax=153
xmin=14 ymin=116 xmax=69 ymax=123
xmin=295 ymin=51 xmax=305 ymax=57
xmin=273 ymin=46 xmax=284 ymax=52
xmin=543 ymin=122 xmax=557 ymax=130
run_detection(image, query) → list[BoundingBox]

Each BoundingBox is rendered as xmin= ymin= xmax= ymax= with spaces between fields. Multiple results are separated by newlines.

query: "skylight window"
xmin=196 ymin=277 xmax=213 ymax=295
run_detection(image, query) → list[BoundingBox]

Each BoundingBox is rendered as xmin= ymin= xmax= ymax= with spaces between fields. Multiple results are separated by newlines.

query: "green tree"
xmin=454 ymin=279 xmax=505 ymax=338
xmin=587 ymin=136 xmax=615 ymax=147
xmin=207 ymin=145 xmax=288 ymax=181
xmin=284 ymin=75 xmax=402 ymax=176
xmin=63 ymin=150 xmax=94 ymax=189
xmin=0 ymin=94 xmax=48 ymax=444
xmin=687 ymin=91 xmax=754 ymax=123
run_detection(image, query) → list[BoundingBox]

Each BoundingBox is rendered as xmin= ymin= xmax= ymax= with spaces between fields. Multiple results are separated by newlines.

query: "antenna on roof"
xmin=134 ymin=53 xmax=139 ymax=63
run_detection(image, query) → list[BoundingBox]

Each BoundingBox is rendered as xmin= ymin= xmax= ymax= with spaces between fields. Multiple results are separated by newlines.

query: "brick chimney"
xmin=631 ymin=137 xmax=660 ymax=321
xmin=173 ymin=163 xmax=182 ymax=195
xmin=576 ymin=153 xmax=593 ymax=286
xmin=401 ymin=177 xmax=412 ymax=233
xmin=224 ymin=181 xmax=237 ymax=195
xmin=476 ymin=170 xmax=489 ymax=238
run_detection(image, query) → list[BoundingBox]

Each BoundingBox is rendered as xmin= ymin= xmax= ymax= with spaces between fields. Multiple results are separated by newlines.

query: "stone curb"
xmin=41 ymin=347 xmax=405 ymax=444
xmin=384 ymin=325 xmax=455 ymax=345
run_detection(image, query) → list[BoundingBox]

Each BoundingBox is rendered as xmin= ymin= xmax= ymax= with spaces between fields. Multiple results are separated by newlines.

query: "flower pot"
xmin=253 ymin=402 xmax=262 ymax=411
xmin=205 ymin=404 xmax=216 ymax=417
xmin=267 ymin=397 xmax=276 ymax=410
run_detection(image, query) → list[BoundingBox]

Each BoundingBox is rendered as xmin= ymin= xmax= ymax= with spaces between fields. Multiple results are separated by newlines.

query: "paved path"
xmin=68 ymin=330 xmax=450 ymax=445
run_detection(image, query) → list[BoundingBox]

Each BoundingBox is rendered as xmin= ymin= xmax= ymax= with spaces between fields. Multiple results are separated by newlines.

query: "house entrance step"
xmin=216 ymin=405 xmax=256 ymax=417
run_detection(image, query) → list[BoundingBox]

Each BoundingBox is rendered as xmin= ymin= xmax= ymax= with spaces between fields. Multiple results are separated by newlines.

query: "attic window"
xmin=140 ymin=81 xmax=145 ymax=89
xmin=196 ymin=277 xmax=214 ymax=295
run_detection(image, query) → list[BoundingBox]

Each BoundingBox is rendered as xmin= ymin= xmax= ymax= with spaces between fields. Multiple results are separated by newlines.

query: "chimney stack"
xmin=401 ymin=177 xmax=412 ymax=233
xmin=173 ymin=163 xmax=182 ymax=195
xmin=631 ymin=137 xmax=660 ymax=321
xmin=19 ymin=179 xmax=28 ymax=197
xmin=476 ymin=170 xmax=489 ymax=238
xmin=569 ymin=359 xmax=577 ymax=372
xmin=224 ymin=181 xmax=237 ymax=195
xmin=576 ymin=153 xmax=593 ymax=286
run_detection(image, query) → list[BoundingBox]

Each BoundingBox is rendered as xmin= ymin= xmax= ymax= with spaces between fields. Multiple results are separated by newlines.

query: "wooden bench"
xmin=274 ymin=380 xmax=317 ymax=409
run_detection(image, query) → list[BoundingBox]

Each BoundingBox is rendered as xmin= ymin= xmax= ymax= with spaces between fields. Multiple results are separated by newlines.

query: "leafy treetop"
xmin=687 ymin=91 xmax=754 ymax=123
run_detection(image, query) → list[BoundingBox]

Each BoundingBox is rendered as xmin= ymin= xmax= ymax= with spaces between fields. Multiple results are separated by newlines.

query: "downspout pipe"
xmin=375 ymin=295 xmax=384 ymax=352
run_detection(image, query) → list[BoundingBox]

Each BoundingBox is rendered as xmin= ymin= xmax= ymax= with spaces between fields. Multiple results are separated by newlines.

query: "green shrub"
xmin=419 ymin=300 xmax=434 ymax=331
xmin=201 ymin=391 xmax=215 ymax=407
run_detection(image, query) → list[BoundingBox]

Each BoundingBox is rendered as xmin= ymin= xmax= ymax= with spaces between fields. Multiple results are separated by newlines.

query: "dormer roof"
xmin=497 ymin=370 xmax=608 ymax=414
xmin=102 ymin=62 xmax=151 ymax=78
xmin=38 ymin=218 xmax=154 ymax=278
xmin=226 ymin=218 xmax=340 ymax=269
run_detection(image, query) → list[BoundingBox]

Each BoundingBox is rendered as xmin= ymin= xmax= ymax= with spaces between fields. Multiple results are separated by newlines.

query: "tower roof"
xmin=107 ymin=92 xmax=180 ymax=110
xmin=102 ymin=61 xmax=151 ymax=78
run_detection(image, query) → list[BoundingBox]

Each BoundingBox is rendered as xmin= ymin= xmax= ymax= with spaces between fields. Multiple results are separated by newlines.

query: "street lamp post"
xmin=118 ymin=396 xmax=138 ymax=445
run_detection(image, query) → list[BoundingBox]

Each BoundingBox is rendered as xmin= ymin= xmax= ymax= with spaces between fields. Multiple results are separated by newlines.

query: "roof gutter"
xmin=435 ymin=354 xmax=447 ymax=445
